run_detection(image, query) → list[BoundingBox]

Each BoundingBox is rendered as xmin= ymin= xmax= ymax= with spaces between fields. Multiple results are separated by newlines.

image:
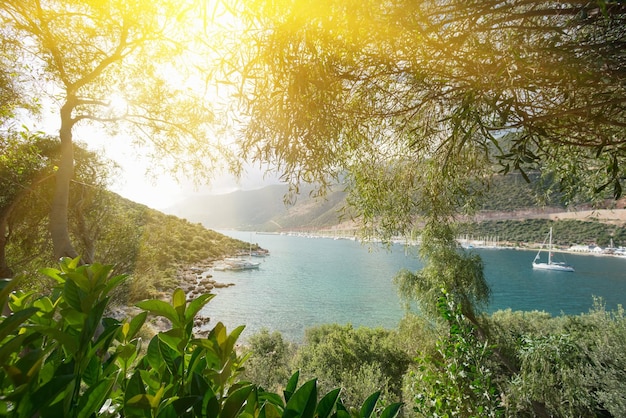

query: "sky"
xmin=83 ymin=132 xmax=278 ymax=210
xmin=35 ymin=105 xmax=278 ymax=211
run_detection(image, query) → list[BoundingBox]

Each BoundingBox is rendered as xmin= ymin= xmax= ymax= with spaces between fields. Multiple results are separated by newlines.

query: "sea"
xmin=199 ymin=230 xmax=626 ymax=342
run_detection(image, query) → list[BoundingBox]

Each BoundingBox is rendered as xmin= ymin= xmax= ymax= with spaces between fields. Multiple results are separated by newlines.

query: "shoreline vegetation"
xmin=255 ymin=229 xmax=626 ymax=258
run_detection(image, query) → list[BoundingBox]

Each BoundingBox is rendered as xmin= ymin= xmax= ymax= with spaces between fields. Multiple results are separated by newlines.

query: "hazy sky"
xmin=35 ymin=107 xmax=277 ymax=210
xmin=88 ymin=135 xmax=278 ymax=210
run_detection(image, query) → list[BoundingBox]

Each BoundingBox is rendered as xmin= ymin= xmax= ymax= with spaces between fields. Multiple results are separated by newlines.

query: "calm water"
xmin=200 ymin=231 xmax=626 ymax=342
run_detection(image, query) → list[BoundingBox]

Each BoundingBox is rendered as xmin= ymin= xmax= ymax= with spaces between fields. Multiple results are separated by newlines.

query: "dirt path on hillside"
xmin=546 ymin=209 xmax=626 ymax=224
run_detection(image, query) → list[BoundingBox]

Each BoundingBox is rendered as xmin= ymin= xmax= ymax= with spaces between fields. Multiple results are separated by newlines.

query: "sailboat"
xmin=532 ymin=227 xmax=575 ymax=272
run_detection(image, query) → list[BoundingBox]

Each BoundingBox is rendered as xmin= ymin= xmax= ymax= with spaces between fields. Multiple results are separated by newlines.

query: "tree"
xmin=0 ymin=131 xmax=57 ymax=277
xmin=228 ymin=2 xmax=625 ymax=415
xmin=0 ymin=130 xmax=117 ymax=277
xmin=232 ymin=0 xmax=626 ymax=220
xmin=0 ymin=0 xmax=235 ymax=260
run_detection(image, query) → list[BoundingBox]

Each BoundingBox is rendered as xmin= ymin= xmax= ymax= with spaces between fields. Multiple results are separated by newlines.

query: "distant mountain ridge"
xmin=165 ymin=184 xmax=349 ymax=231
xmin=164 ymin=175 xmax=626 ymax=232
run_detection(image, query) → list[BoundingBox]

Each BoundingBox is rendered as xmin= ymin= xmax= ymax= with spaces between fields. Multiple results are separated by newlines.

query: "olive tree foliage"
xmin=231 ymin=0 xmax=626 ymax=221
xmin=0 ymin=130 xmax=118 ymax=277
xmin=0 ymin=0 xmax=238 ymax=260
xmin=0 ymin=131 xmax=59 ymax=277
xmin=227 ymin=0 xmax=626 ymax=303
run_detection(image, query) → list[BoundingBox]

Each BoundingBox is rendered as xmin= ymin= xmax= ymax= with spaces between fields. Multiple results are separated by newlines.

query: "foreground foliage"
xmin=243 ymin=298 xmax=626 ymax=417
xmin=0 ymin=259 xmax=401 ymax=417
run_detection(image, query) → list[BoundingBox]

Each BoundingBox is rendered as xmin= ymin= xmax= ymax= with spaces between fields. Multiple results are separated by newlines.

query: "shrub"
xmin=0 ymin=258 xmax=402 ymax=418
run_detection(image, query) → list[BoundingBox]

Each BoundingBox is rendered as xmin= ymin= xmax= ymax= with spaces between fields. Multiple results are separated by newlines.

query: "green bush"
xmin=0 ymin=258 xmax=402 ymax=418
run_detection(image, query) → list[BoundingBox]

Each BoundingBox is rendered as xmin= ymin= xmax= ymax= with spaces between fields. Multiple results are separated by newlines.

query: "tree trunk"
xmin=49 ymin=99 xmax=79 ymax=261
xmin=0 ymin=214 xmax=13 ymax=278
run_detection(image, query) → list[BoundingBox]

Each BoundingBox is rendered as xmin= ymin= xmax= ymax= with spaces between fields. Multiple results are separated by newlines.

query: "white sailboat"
xmin=532 ymin=227 xmax=574 ymax=272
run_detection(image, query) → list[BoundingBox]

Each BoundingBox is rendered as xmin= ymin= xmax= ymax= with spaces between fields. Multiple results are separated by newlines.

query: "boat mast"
xmin=548 ymin=227 xmax=553 ymax=265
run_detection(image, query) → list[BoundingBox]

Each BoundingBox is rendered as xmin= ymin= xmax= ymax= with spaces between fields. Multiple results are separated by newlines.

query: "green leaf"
xmin=184 ymin=293 xmax=215 ymax=322
xmin=39 ymin=267 xmax=65 ymax=284
xmin=24 ymin=373 xmax=74 ymax=417
xmin=360 ymin=391 xmax=381 ymax=418
xmin=136 ymin=299 xmax=180 ymax=327
xmin=283 ymin=371 xmax=299 ymax=402
xmin=201 ymin=386 xmax=220 ymax=418
xmin=0 ymin=308 xmax=38 ymax=342
xmin=0 ymin=333 xmax=29 ymax=365
xmin=0 ymin=276 xmax=24 ymax=307
xmin=161 ymin=395 xmax=205 ymax=418
xmin=77 ymin=377 xmax=116 ymax=418
xmin=172 ymin=288 xmax=186 ymax=320
xmin=158 ymin=336 xmax=181 ymax=376
xmin=379 ymin=402 xmax=403 ymax=418
xmin=64 ymin=271 xmax=93 ymax=293
xmin=283 ymin=379 xmax=317 ymax=418
xmin=103 ymin=273 xmax=128 ymax=297
xmin=145 ymin=336 xmax=165 ymax=370
xmin=63 ymin=279 xmax=84 ymax=312
xmin=158 ymin=329 xmax=185 ymax=355
xmin=220 ymin=384 xmax=255 ymax=418
xmin=127 ymin=311 xmax=148 ymax=341
xmin=37 ymin=328 xmax=79 ymax=353
xmin=59 ymin=256 xmax=81 ymax=271
xmin=259 ymin=402 xmax=282 ymax=418
xmin=82 ymin=356 xmax=102 ymax=387
xmin=316 ymin=388 xmax=341 ymax=418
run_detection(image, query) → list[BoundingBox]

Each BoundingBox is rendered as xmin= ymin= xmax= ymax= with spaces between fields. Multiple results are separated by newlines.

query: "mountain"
xmin=165 ymin=184 xmax=350 ymax=231
xmin=164 ymin=174 xmax=626 ymax=232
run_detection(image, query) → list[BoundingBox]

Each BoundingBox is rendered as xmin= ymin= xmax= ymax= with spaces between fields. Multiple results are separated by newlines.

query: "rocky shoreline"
xmin=108 ymin=258 xmax=237 ymax=338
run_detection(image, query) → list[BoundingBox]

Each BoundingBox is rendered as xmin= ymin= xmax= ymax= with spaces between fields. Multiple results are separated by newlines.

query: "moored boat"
xmin=532 ymin=227 xmax=575 ymax=272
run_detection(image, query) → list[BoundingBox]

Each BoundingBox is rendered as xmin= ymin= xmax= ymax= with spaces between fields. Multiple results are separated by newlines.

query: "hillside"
xmin=165 ymin=184 xmax=349 ymax=231
xmin=163 ymin=175 xmax=626 ymax=246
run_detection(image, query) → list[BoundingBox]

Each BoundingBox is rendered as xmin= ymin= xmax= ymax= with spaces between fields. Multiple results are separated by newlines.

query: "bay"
xmin=201 ymin=231 xmax=626 ymax=342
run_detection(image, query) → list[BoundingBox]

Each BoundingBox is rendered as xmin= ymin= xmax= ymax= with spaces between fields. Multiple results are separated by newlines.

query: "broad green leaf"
xmin=37 ymin=328 xmax=79 ymax=353
xmin=168 ymin=396 xmax=202 ymax=417
xmin=201 ymin=386 xmax=220 ymax=418
xmin=220 ymin=384 xmax=255 ymax=418
xmin=316 ymin=388 xmax=341 ymax=418
xmin=359 ymin=391 xmax=381 ymax=418
xmin=59 ymin=256 xmax=81 ymax=271
xmin=32 ymin=297 xmax=55 ymax=314
xmin=39 ymin=267 xmax=64 ymax=283
xmin=158 ymin=329 xmax=185 ymax=355
xmin=283 ymin=379 xmax=317 ymax=418
xmin=158 ymin=337 xmax=181 ymax=376
xmin=126 ymin=311 xmax=148 ymax=340
xmin=136 ymin=299 xmax=180 ymax=327
xmin=0 ymin=308 xmax=38 ymax=341
xmin=82 ymin=356 xmax=102 ymax=387
xmin=283 ymin=371 xmax=299 ymax=402
xmin=379 ymin=402 xmax=403 ymax=418
xmin=103 ymin=273 xmax=128 ymax=296
xmin=172 ymin=288 xmax=186 ymax=319
xmin=59 ymin=307 xmax=86 ymax=328
xmin=81 ymin=298 xmax=109 ymax=345
xmin=152 ymin=385 xmax=166 ymax=409
xmin=145 ymin=336 xmax=165 ymax=370
xmin=185 ymin=293 xmax=215 ymax=322
xmin=25 ymin=374 xmax=74 ymax=417
xmin=127 ymin=394 xmax=156 ymax=409
xmin=64 ymin=271 xmax=93 ymax=293
xmin=259 ymin=391 xmax=284 ymax=409
xmin=259 ymin=402 xmax=282 ymax=418
xmin=63 ymin=279 xmax=84 ymax=312
xmin=221 ymin=325 xmax=246 ymax=362
xmin=77 ymin=378 xmax=116 ymax=418
xmin=1 ymin=276 xmax=25 ymax=307
xmin=0 ymin=333 xmax=28 ymax=365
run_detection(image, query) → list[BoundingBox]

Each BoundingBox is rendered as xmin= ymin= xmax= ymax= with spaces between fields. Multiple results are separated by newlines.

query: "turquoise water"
xmin=200 ymin=231 xmax=626 ymax=342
